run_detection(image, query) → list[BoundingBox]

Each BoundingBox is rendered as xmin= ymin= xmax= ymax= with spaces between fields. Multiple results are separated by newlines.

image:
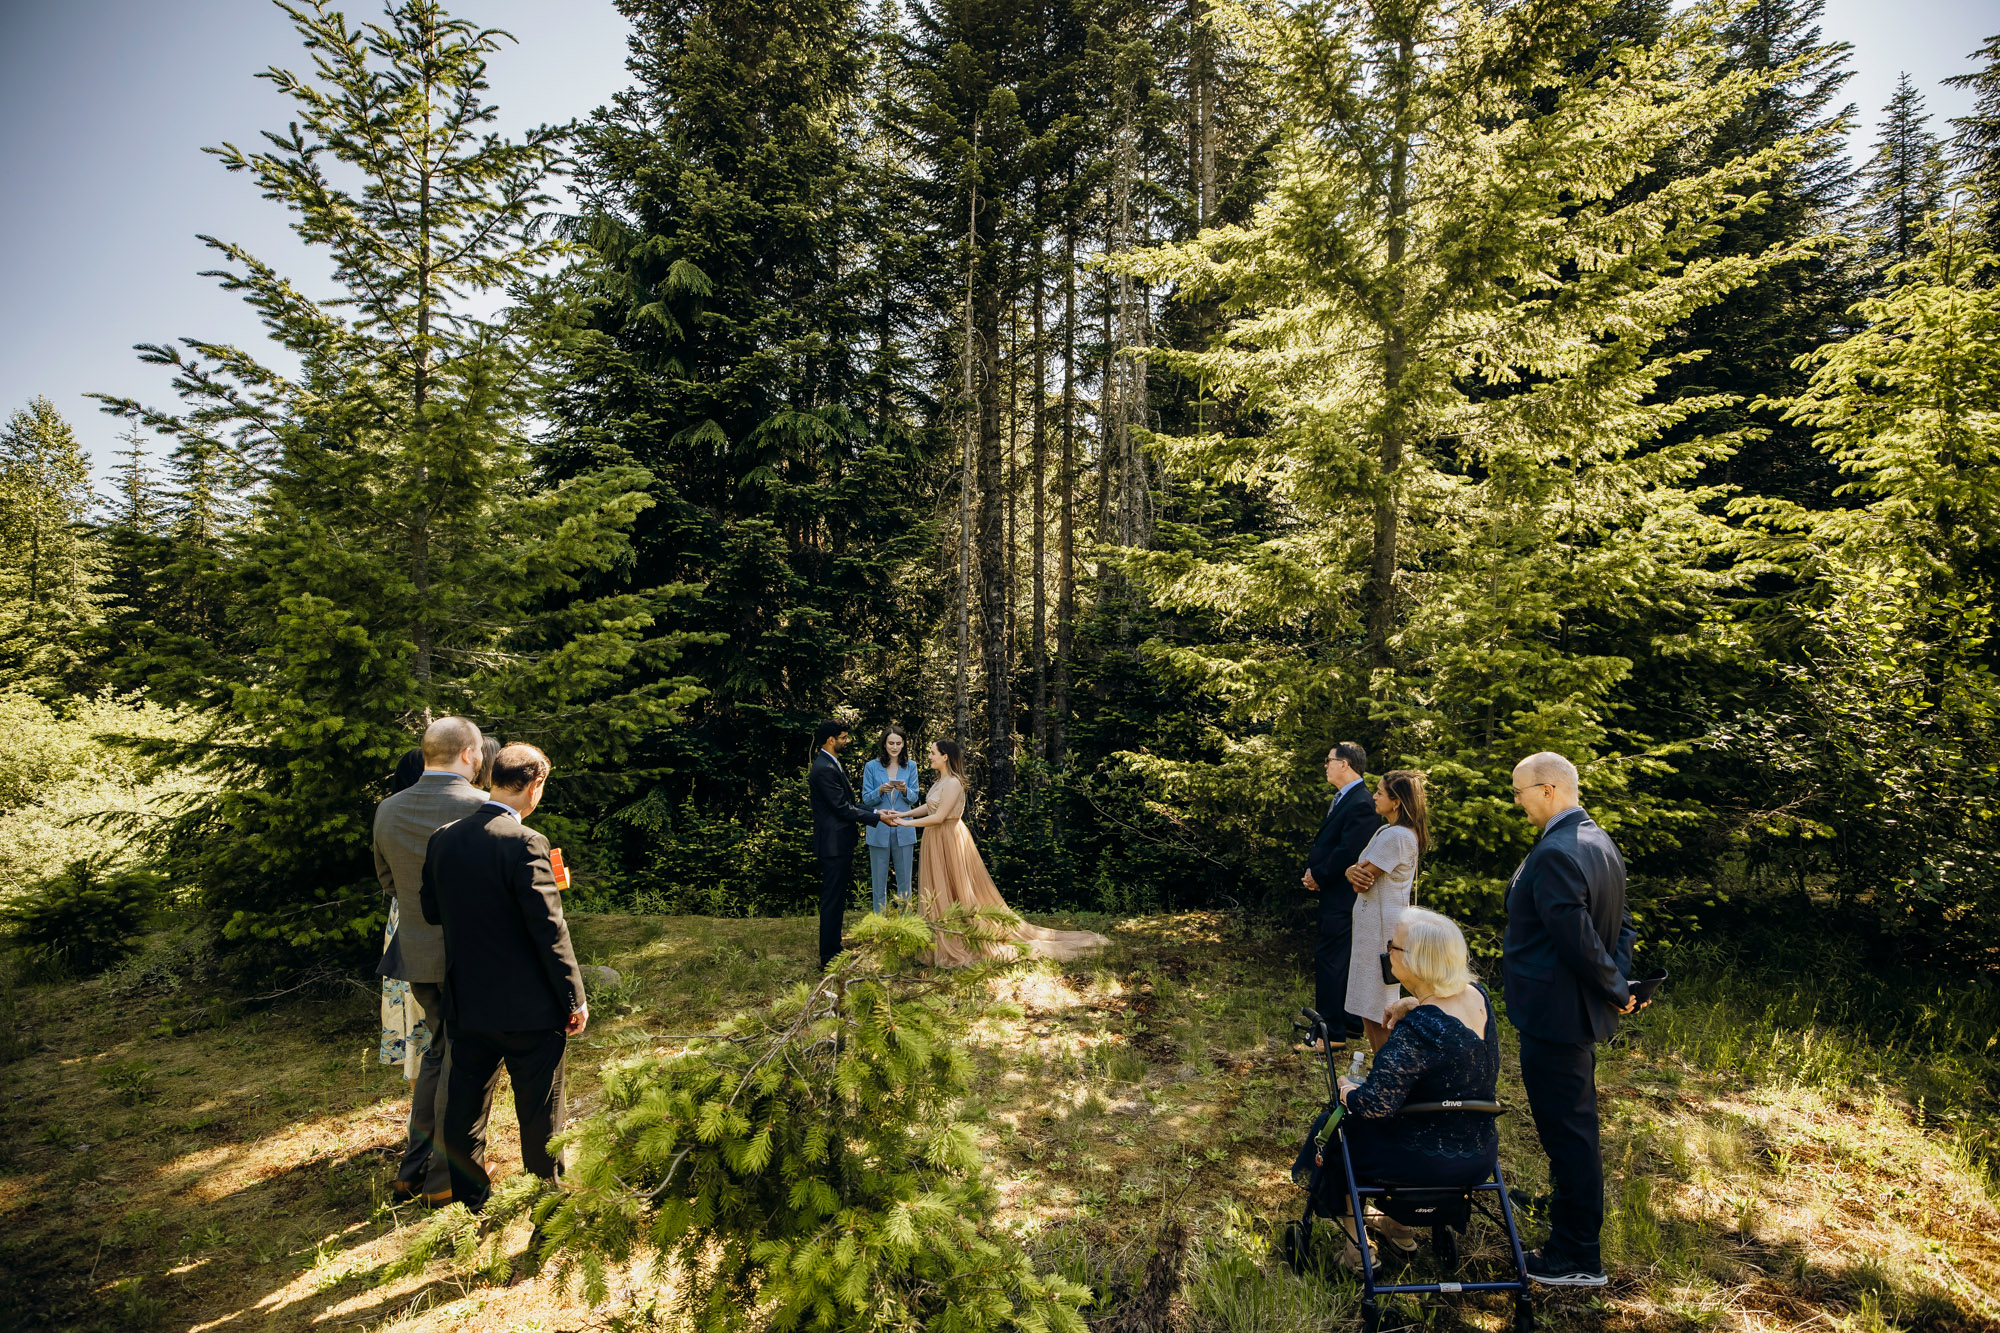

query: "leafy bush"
xmin=393 ymin=913 xmax=1090 ymax=1330
xmin=3 ymin=859 xmax=164 ymax=975
xmin=0 ymin=689 xmax=208 ymax=890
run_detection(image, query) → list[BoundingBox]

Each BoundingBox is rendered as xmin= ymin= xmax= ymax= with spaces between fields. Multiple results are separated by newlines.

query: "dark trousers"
xmin=818 ymin=853 xmax=854 ymax=968
xmin=395 ymin=981 xmax=451 ymax=1195
xmin=1518 ymin=1032 xmax=1603 ymax=1266
xmin=441 ymin=1026 xmax=568 ymax=1212
xmin=1313 ymin=895 xmax=1361 ymax=1034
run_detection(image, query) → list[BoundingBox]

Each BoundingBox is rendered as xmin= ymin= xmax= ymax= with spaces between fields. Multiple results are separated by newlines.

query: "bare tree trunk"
xmin=1052 ymin=223 xmax=1078 ymax=768
xmin=956 ymin=131 xmax=979 ymax=740
xmin=1095 ymin=258 xmax=1114 ymax=574
xmin=976 ymin=278 xmax=1012 ymax=809
xmin=1006 ymin=295 xmax=1019 ymax=685
xmin=411 ymin=58 xmax=435 ymax=698
xmin=1191 ymin=0 xmax=1214 ymax=228
xmin=1365 ymin=34 xmax=1414 ymax=672
xmin=1030 ymin=236 xmax=1048 ymax=762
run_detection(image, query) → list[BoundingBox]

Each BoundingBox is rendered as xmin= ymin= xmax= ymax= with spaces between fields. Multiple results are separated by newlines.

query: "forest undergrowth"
xmin=1 ymin=907 xmax=1995 ymax=1333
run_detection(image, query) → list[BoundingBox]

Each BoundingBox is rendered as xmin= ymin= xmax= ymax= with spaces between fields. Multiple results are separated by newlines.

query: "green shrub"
xmin=391 ymin=913 xmax=1090 ymax=1331
xmin=3 ymin=859 xmax=164 ymax=975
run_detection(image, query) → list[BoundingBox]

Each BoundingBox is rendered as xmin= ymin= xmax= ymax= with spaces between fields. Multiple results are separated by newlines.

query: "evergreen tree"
xmin=1116 ymin=0 xmax=1819 ymax=910
xmin=1736 ymin=213 xmax=2000 ymax=965
xmin=1649 ymin=0 xmax=1858 ymax=509
xmin=884 ymin=0 xmax=1042 ymax=802
xmin=1946 ymin=33 xmax=2000 ymax=248
xmin=109 ymin=424 xmax=156 ymax=534
xmin=96 ymin=0 xmax=697 ymax=961
xmin=393 ymin=917 xmax=1090 ymax=1327
xmin=1856 ymin=73 xmax=1949 ymax=277
xmin=93 ymin=425 xmax=174 ymax=683
xmin=0 ymin=397 xmax=100 ymax=694
xmin=546 ymin=0 xmax=936 ymax=826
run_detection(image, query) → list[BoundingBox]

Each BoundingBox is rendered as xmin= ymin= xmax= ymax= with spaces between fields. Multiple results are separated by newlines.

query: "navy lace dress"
xmin=1294 ymin=984 xmax=1500 ymax=1209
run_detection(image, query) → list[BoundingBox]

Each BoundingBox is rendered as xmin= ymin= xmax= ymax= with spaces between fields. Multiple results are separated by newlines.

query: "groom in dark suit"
xmin=808 ymin=720 xmax=883 ymax=970
xmin=1301 ymin=741 xmax=1383 ymax=1043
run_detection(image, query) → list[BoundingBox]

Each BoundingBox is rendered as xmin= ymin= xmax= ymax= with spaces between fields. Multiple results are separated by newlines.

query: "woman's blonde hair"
xmin=1398 ymin=907 xmax=1475 ymax=999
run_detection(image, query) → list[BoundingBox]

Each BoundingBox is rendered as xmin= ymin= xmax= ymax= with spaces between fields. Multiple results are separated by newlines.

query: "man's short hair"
xmin=813 ymin=719 xmax=851 ymax=749
xmin=490 ymin=743 xmax=551 ymax=791
xmin=421 ymin=716 xmax=482 ymax=766
xmin=1331 ymin=741 xmax=1368 ymax=775
xmin=1515 ymin=751 xmax=1580 ymax=794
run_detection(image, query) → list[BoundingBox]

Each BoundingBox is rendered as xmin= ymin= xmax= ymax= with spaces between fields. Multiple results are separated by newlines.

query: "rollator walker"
xmin=1284 ymin=1007 xmax=1535 ymax=1333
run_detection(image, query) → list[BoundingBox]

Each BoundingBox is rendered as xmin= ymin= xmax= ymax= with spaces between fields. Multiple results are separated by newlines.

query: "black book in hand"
xmin=1628 ymin=970 xmax=1668 ymax=1004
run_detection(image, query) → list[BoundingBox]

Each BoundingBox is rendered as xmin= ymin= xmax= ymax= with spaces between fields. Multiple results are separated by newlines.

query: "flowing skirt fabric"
xmin=917 ymin=819 xmax=1110 ymax=968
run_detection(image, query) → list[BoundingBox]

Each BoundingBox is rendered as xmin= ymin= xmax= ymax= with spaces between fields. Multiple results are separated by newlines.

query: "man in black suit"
xmin=1503 ymin=751 xmax=1641 ymax=1288
xmin=1301 ymin=741 xmax=1384 ymax=1044
xmin=808 ymin=720 xmax=883 ymax=970
xmin=421 ymin=743 xmax=587 ymax=1214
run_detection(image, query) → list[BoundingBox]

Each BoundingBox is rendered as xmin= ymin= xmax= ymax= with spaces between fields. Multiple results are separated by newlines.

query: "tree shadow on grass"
xmin=0 ymin=1134 xmax=557 ymax=1333
xmin=1589 ymin=1168 xmax=2000 ymax=1333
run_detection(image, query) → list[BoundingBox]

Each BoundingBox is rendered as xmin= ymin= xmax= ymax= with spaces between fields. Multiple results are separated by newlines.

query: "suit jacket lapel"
xmin=817 ymin=750 xmax=854 ymax=797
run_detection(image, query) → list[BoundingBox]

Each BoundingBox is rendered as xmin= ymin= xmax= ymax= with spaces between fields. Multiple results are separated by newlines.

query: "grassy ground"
xmin=1 ymin=910 xmax=1995 ymax=1333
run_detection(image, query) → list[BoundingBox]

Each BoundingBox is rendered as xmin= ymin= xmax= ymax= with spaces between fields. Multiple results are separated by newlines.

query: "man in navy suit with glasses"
xmin=1503 ymin=750 xmax=1644 ymax=1289
xmin=1301 ymin=740 xmax=1383 ymax=1046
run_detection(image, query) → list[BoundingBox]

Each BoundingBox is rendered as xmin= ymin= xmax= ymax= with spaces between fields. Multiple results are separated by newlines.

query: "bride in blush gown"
xmin=883 ymin=738 xmax=1110 ymax=968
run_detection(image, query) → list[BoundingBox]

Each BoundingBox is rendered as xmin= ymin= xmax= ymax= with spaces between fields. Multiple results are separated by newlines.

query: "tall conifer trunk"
xmin=1365 ymin=31 xmax=1415 ymax=672
xmin=977 ymin=274 xmax=1012 ymax=806
xmin=1005 ymin=297 xmax=1018 ymax=676
xmin=411 ymin=36 xmax=436 ymax=694
xmin=1030 ymin=238 xmax=1048 ymax=759
xmin=1052 ymin=224 xmax=1077 ymax=767
xmin=956 ymin=149 xmax=978 ymax=741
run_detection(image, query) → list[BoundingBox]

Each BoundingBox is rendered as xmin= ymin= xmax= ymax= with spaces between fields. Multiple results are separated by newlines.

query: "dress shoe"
xmin=422 ymin=1188 xmax=453 ymax=1208
xmin=1523 ymin=1249 xmax=1607 ymax=1287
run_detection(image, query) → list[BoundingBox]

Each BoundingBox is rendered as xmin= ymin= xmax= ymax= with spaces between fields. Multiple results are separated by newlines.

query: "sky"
xmin=1 ymin=0 xmax=1995 ymax=497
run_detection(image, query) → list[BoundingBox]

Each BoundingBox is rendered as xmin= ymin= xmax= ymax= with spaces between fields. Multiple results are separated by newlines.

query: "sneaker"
xmin=1523 ymin=1250 xmax=1607 ymax=1287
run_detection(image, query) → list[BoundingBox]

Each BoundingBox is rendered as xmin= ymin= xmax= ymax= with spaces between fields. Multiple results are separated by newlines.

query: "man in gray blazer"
xmin=374 ymin=715 xmax=488 ymax=1204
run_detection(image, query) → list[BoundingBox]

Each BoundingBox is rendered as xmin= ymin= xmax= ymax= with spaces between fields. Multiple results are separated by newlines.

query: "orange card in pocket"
xmin=550 ymin=847 xmax=571 ymax=891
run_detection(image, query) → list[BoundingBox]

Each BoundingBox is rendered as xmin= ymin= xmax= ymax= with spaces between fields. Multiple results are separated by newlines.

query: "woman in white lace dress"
xmin=884 ymin=739 xmax=1110 ymax=968
xmin=1345 ymin=770 xmax=1429 ymax=1051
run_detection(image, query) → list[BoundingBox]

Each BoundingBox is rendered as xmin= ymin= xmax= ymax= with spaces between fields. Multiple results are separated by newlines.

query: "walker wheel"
xmin=1514 ymin=1294 xmax=1536 ymax=1333
xmin=1432 ymin=1224 xmax=1459 ymax=1270
xmin=1280 ymin=1220 xmax=1310 ymax=1274
xmin=1361 ymin=1298 xmax=1381 ymax=1333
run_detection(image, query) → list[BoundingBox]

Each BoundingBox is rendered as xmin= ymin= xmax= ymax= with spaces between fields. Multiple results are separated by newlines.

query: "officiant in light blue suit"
xmin=861 ymin=726 xmax=921 ymax=912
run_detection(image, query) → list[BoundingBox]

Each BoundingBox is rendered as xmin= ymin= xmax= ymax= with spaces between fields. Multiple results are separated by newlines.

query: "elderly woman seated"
xmin=1293 ymin=907 xmax=1500 ymax=1264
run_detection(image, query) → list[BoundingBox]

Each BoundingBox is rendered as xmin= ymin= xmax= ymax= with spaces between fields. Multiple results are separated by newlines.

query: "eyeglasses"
xmin=1511 ymin=783 xmax=1554 ymax=797
xmin=1387 ymin=942 xmax=1405 ymax=955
